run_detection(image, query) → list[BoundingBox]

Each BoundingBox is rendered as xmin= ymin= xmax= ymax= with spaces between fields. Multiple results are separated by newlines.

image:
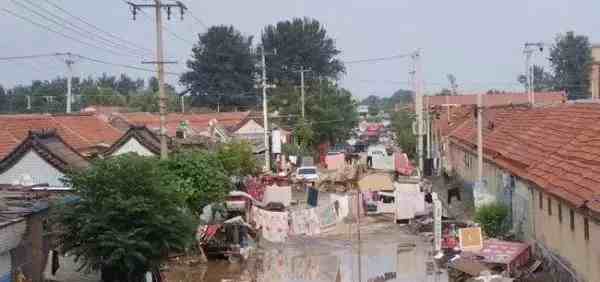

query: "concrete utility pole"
xmin=412 ymin=50 xmax=424 ymax=176
xmin=64 ymin=54 xmax=75 ymax=114
xmin=127 ymin=0 xmax=186 ymax=159
xmin=260 ymin=47 xmax=276 ymax=172
xmin=294 ymin=66 xmax=312 ymax=119
xmin=523 ymin=42 xmax=544 ymax=106
xmin=477 ymin=92 xmax=483 ymax=183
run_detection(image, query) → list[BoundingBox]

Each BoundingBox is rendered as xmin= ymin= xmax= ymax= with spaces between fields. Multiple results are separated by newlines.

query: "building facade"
xmin=444 ymin=103 xmax=600 ymax=281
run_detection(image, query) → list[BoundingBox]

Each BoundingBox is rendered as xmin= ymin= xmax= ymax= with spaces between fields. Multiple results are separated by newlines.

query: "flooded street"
xmin=166 ymin=216 xmax=448 ymax=282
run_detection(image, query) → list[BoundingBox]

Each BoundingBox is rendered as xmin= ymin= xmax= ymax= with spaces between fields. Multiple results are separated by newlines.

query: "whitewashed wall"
xmin=112 ymin=138 xmax=155 ymax=157
xmin=0 ymin=150 xmax=65 ymax=187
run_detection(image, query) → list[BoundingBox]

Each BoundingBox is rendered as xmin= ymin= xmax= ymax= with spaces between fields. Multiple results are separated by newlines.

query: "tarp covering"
xmin=358 ymin=173 xmax=394 ymax=192
xmin=395 ymin=153 xmax=415 ymax=176
xmin=325 ymin=153 xmax=346 ymax=170
xmin=263 ymin=185 xmax=292 ymax=207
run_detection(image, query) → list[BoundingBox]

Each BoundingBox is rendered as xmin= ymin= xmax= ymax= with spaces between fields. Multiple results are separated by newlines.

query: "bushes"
xmin=55 ymin=154 xmax=196 ymax=281
xmin=474 ymin=202 xmax=510 ymax=238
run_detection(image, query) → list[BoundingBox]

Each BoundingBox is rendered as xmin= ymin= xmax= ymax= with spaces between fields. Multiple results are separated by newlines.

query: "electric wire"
xmin=2 ymin=7 xmax=135 ymax=59
xmin=12 ymin=0 xmax=146 ymax=58
xmin=42 ymin=0 xmax=155 ymax=56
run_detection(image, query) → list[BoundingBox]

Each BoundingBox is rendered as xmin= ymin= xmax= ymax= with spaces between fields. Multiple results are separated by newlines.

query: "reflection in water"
xmin=251 ymin=242 xmax=444 ymax=282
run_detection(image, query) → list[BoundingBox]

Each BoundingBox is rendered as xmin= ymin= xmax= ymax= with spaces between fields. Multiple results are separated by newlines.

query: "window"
xmin=584 ymin=217 xmax=590 ymax=241
xmin=558 ymin=202 xmax=562 ymax=223
xmin=548 ymin=197 xmax=552 ymax=216
xmin=539 ymin=191 xmax=543 ymax=210
xmin=570 ymin=209 xmax=575 ymax=231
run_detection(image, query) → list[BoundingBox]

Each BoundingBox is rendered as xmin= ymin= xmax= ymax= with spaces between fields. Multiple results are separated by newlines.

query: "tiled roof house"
xmin=0 ymin=113 xmax=122 ymax=158
xmin=445 ymin=102 xmax=600 ymax=282
xmin=0 ymin=129 xmax=90 ymax=187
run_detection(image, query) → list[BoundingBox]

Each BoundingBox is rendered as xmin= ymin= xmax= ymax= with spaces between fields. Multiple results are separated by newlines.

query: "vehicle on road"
xmin=295 ymin=166 xmax=319 ymax=183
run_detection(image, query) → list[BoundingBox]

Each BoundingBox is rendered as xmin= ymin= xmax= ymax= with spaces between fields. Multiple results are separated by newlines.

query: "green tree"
xmin=54 ymin=154 xmax=196 ymax=282
xmin=368 ymin=104 xmax=379 ymax=116
xmin=474 ymin=202 xmax=510 ymax=238
xmin=550 ymin=31 xmax=593 ymax=100
xmin=517 ymin=65 xmax=556 ymax=92
xmin=181 ymin=25 xmax=257 ymax=106
xmin=307 ymin=83 xmax=358 ymax=145
xmin=161 ymin=151 xmax=231 ymax=215
xmin=115 ymin=73 xmax=139 ymax=96
xmin=261 ymin=17 xmax=345 ymax=85
xmin=392 ymin=108 xmax=416 ymax=159
xmin=215 ymin=140 xmax=259 ymax=177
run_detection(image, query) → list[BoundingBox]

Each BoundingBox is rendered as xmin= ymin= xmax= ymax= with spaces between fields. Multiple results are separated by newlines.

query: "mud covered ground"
xmin=164 ymin=215 xmax=448 ymax=282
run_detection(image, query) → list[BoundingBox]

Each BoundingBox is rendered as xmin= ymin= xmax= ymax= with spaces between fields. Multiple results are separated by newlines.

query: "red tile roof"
xmin=448 ymin=103 xmax=600 ymax=214
xmin=111 ymin=112 xmax=250 ymax=137
xmin=432 ymin=106 xmax=473 ymax=138
xmin=0 ymin=114 xmax=122 ymax=158
xmin=425 ymin=91 xmax=566 ymax=107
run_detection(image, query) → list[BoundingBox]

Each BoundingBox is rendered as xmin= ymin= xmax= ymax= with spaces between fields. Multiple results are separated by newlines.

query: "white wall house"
xmin=0 ymin=130 xmax=89 ymax=187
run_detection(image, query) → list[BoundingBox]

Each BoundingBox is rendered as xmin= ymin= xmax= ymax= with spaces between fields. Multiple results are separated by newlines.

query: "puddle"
xmin=166 ymin=236 xmax=448 ymax=282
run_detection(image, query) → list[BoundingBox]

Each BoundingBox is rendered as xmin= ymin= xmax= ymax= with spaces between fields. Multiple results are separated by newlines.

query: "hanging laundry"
xmin=307 ymin=187 xmax=319 ymax=207
xmin=318 ymin=204 xmax=338 ymax=229
xmin=329 ymin=194 xmax=350 ymax=220
xmin=259 ymin=208 xmax=289 ymax=243
xmin=290 ymin=209 xmax=310 ymax=235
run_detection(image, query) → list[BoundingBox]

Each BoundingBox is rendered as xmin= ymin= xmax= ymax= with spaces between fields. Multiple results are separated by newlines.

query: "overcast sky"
xmin=2 ymin=0 xmax=600 ymax=98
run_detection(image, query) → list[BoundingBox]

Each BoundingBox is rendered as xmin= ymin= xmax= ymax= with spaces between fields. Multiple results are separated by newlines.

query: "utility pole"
xmin=412 ymin=50 xmax=424 ymax=176
xmin=260 ymin=47 xmax=276 ymax=172
xmin=523 ymin=42 xmax=544 ymax=106
xmin=64 ymin=53 xmax=75 ymax=113
xmin=477 ymin=93 xmax=483 ymax=183
xmin=127 ymin=1 xmax=186 ymax=160
xmin=294 ymin=66 xmax=312 ymax=119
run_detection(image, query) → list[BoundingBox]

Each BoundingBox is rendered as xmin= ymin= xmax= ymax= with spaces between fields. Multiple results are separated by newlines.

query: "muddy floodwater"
xmin=165 ymin=216 xmax=448 ymax=282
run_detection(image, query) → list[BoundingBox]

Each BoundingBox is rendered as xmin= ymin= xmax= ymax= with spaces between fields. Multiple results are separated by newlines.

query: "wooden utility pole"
xmin=127 ymin=0 xmax=186 ymax=159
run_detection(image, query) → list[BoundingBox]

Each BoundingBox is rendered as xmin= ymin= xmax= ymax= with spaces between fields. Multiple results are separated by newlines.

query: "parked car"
xmin=295 ymin=166 xmax=319 ymax=183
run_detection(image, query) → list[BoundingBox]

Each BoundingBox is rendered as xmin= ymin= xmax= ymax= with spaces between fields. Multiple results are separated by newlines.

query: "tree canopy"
xmin=215 ymin=140 xmax=260 ymax=177
xmin=517 ymin=64 xmax=556 ymax=92
xmin=160 ymin=150 xmax=232 ymax=215
xmin=550 ymin=31 xmax=593 ymax=100
xmin=261 ymin=18 xmax=345 ymax=86
xmin=54 ymin=154 xmax=196 ymax=281
xmin=0 ymin=74 xmax=179 ymax=113
xmin=180 ymin=25 xmax=258 ymax=109
xmin=392 ymin=108 xmax=416 ymax=159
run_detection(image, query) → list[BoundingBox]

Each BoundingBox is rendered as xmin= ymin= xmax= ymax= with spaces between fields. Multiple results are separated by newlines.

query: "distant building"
xmin=0 ymin=113 xmax=122 ymax=158
xmin=589 ymin=45 xmax=600 ymax=100
xmin=103 ymin=126 xmax=162 ymax=157
xmin=357 ymin=105 xmax=369 ymax=118
xmin=0 ymin=130 xmax=89 ymax=188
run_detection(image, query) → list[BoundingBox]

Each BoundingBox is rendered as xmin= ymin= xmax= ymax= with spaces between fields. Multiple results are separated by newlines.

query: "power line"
xmin=0 ymin=53 xmax=65 ymax=61
xmin=186 ymin=9 xmax=209 ymax=30
xmin=2 ymin=7 xmax=134 ymax=59
xmin=42 ymin=0 xmax=155 ymax=56
xmin=74 ymin=54 xmax=182 ymax=76
xmin=14 ymin=0 xmax=148 ymax=58
xmin=342 ymin=53 xmax=414 ymax=64
xmin=0 ymin=52 xmax=182 ymax=76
